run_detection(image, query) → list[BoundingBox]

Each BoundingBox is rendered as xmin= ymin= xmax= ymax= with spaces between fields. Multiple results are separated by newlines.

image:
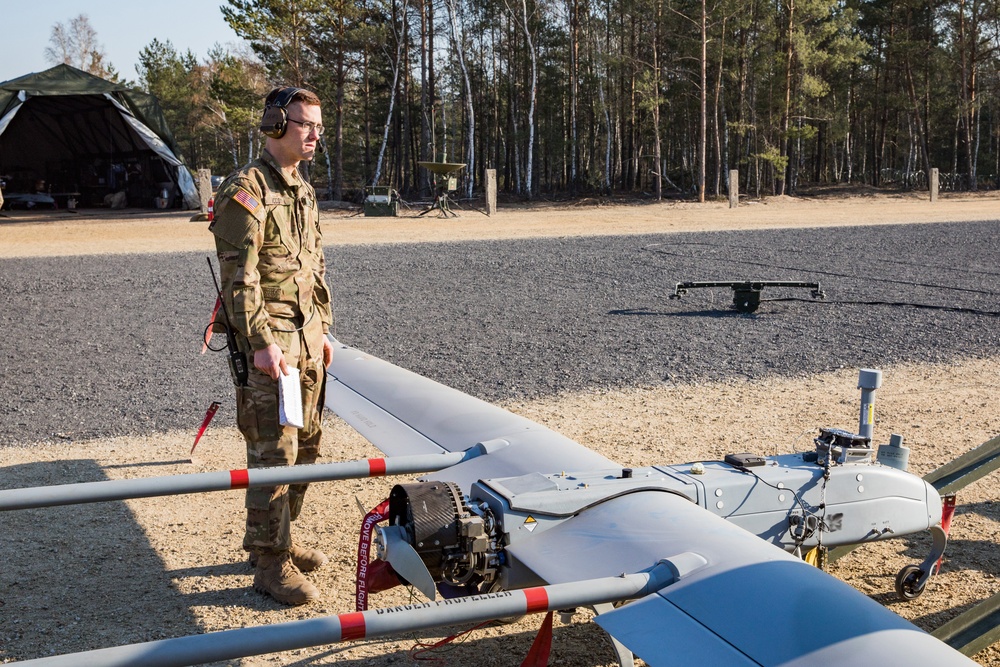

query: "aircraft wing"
xmin=505 ymin=490 xmax=975 ymax=666
xmin=323 ymin=337 xmax=620 ymax=490
xmin=325 ymin=337 xmax=974 ymax=665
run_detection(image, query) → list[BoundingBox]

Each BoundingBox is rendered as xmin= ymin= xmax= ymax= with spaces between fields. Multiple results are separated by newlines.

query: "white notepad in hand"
xmin=278 ymin=367 xmax=304 ymax=428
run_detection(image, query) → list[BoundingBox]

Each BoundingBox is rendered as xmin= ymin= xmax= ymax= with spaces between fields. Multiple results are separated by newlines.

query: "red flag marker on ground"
xmin=191 ymin=401 xmax=221 ymax=457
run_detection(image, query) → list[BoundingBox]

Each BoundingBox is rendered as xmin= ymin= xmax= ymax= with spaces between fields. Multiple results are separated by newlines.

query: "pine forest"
xmin=129 ymin=0 xmax=1000 ymax=202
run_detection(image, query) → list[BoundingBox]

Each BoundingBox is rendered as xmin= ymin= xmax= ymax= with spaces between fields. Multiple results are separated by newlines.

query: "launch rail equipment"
xmin=671 ymin=280 xmax=825 ymax=313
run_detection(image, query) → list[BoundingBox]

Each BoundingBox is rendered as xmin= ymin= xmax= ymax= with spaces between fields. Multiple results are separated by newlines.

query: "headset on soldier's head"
xmin=259 ymin=87 xmax=307 ymax=139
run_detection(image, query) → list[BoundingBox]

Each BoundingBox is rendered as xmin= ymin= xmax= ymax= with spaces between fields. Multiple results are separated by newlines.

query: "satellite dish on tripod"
xmin=417 ymin=161 xmax=466 ymax=218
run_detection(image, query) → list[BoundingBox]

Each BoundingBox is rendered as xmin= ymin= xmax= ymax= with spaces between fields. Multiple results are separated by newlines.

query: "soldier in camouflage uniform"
xmin=209 ymin=87 xmax=333 ymax=605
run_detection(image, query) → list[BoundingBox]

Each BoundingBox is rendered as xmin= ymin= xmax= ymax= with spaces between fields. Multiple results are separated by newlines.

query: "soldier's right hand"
xmin=254 ymin=344 xmax=289 ymax=380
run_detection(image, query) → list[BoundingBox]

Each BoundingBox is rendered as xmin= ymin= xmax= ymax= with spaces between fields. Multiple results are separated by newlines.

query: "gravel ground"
xmin=2 ymin=221 xmax=999 ymax=445
xmin=3 ymin=361 xmax=999 ymax=666
xmin=2 ymin=208 xmax=1000 ymax=666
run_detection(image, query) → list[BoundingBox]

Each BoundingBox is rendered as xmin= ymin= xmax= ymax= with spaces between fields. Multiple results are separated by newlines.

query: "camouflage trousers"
xmin=236 ymin=324 xmax=326 ymax=555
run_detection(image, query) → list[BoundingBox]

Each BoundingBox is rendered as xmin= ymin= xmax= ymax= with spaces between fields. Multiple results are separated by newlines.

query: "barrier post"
xmin=486 ymin=169 xmax=497 ymax=217
xmin=190 ymin=169 xmax=213 ymax=221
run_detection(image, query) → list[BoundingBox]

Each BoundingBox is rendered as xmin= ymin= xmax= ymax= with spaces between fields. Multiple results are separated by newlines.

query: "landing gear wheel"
xmin=895 ymin=564 xmax=926 ymax=600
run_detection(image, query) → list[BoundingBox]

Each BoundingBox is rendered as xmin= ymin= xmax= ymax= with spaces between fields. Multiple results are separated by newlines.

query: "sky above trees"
xmin=0 ymin=2 xmax=243 ymax=83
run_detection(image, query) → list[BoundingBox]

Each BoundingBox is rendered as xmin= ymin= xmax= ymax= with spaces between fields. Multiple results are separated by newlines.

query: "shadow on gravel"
xmin=609 ymin=307 xmax=752 ymax=318
xmin=0 ymin=459 xmax=203 ymax=662
xmin=952 ymin=500 xmax=1000 ymax=525
xmin=168 ymin=560 xmax=249 ymax=579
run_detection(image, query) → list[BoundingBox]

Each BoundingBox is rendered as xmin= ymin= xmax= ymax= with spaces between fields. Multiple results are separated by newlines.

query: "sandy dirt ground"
xmin=2 ymin=191 xmax=999 ymax=666
xmin=1 ymin=188 xmax=1000 ymax=257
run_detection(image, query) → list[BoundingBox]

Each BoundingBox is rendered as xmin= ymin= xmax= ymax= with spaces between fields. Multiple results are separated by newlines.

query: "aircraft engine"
xmin=376 ymin=481 xmax=502 ymax=590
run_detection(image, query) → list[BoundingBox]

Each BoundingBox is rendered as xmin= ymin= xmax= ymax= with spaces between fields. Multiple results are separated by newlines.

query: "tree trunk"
xmin=652 ymin=0 xmax=662 ymax=200
xmin=333 ymin=42 xmax=346 ymax=201
xmin=568 ymin=0 xmax=579 ymax=191
xmin=447 ymin=0 xmax=476 ymax=199
xmin=903 ymin=60 xmax=932 ymax=179
xmin=712 ymin=17 xmax=727 ymax=197
xmin=778 ymin=0 xmax=794 ymax=196
xmin=373 ymin=0 xmax=408 ymax=186
xmin=516 ymin=0 xmax=538 ymax=198
xmin=698 ymin=0 xmax=707 ymax=202
xmin=419 ymin=0 xmax=432 ymax=196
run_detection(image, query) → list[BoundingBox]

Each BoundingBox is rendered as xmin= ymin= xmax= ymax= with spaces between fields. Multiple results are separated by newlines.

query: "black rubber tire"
xmin=895 ymin=564 xmax=926 ymax=600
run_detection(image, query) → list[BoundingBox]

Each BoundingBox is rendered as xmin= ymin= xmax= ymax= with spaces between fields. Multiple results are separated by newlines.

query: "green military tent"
xmin=0 ymin=64 xmax=198 ymax=209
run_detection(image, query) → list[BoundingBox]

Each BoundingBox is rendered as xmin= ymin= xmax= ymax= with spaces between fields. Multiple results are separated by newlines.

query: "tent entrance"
xmin=0 ymin=94 xmax=183 ymax=208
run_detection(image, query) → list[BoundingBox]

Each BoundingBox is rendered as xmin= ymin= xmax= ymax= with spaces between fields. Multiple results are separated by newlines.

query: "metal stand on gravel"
xmin=417 ymin=161 xmax=466 ymax=218
xmin=670 ymin=280 xmax=825 ymax=313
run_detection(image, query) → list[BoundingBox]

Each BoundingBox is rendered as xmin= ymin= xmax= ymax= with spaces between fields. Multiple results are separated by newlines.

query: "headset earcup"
xmin=259 ymin=105 xmax=287 ymax=138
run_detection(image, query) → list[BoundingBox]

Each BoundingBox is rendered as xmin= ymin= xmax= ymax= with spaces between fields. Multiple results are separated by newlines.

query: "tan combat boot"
xmin=249 ymin=544 xmax=329 ymax=572
xmin=288 ymin=544 xmax=328 ymax=572
xmin=253 ymin=551 xmax=320 ymax=605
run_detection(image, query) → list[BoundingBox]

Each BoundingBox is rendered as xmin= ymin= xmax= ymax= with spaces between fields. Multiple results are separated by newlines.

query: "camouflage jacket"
xmin=209 ymin=150 xmax=332 ymax=352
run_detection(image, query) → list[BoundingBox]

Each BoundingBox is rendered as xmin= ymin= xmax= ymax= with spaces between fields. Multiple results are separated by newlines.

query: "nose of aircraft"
xmin=925 ymin=480 xmax=944 ymax=527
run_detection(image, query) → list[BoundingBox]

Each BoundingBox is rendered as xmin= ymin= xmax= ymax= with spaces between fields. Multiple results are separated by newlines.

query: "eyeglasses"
xmin=287 ymin=117 xmax=325 ymax=136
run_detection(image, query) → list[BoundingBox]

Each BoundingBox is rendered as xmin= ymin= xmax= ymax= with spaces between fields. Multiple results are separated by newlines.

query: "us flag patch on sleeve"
xmin=233 ymin=188 xmax=261 ymax=214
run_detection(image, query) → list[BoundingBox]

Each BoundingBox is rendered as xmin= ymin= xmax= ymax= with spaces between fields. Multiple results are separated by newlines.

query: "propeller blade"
xmin=379 ymin=525 xmax=437 ymax=601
